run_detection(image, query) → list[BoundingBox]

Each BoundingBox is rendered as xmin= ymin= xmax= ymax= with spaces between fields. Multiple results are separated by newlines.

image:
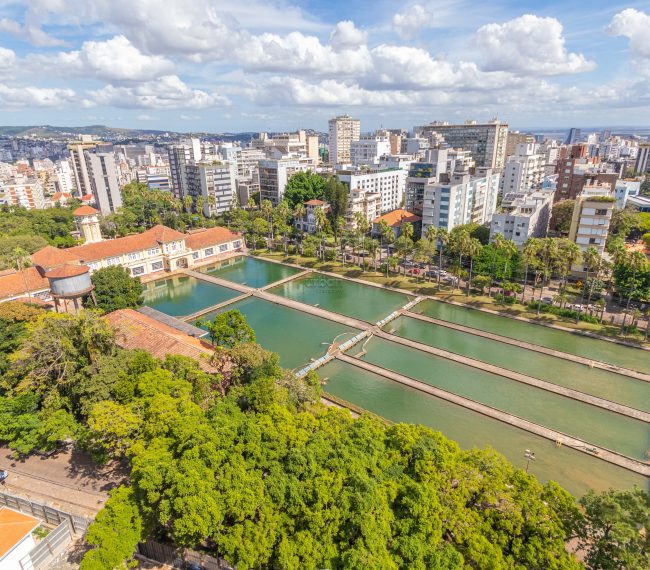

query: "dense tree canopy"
xmin=0 ymin=203 xmax=78 ymax=248
xmin=282 ymin=171 xmax=327 ymax=208
xmin=196 ymin=309 xmax=256 ymax=348
xmin=551 ymin=200 xmax=575 ymax=234
xmin=90 ymin=266 xmax=144 ymax=313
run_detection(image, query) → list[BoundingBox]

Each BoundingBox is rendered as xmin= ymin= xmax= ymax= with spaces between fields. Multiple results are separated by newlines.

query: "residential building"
xmin=68 ymin=135 xmax=104 ymax=196
xmin=1 ymin=178 xmax=45 ymax=209
xmin=505 ymin=131 xmax=535 ymax=159
xmin=146 ymin=174 xmax=171 ymax=192
xmin=421 ymin=168 xmax=500 ymax=233
xmin=372 ymin=209 xmax=422 ymax=239
xmin=186 ymin=161 xmax=237 ymax=216
xmin=628 ymin=194 xmax=650 ymax=212
xmin=635 ymin=144 xmax=650 ymax=174
xmin=350 ymin=135 xmax=391 ymax=166
xmin=294 ymin=199 xmax=330 ymax=234
xmin=415 ymin=119 xmax=509 ymax=169
xmin=568 ymin=184 xmax=615 ymax=269
xmin=555 ymin=144 xmax=618 ymax=202
xmin=490 ymin=189 xmax=555 ymax=247
xmin=328 ymin=115 xmax=360 ymax=165
xmin=54 ymin=160 xmax=75 ymax=194
xmin=258 ymin=158 xmax=314 ymax=206
xmin=168 ymin=139 xmax=201 ymax=199
xmin=85 ymin=150 xmax=122 ymax=214
xmin=337 ymin=168 xmax=407 ymax=213
xmin=500 ymin=143 xmax=545 ymax=194
xmin=346 ymin=188 xmax=381 ymax=229
xmin=404 ymin=149 xmax=449 ymax=215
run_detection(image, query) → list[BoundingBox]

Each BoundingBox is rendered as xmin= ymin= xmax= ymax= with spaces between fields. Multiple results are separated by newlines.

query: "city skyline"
xmin=2 ymin=1 xmax=650 ymax=131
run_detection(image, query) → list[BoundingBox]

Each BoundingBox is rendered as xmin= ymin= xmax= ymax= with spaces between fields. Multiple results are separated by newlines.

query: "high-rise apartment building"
xmin=258 ymin=158 xmax=314 ymax=205
xmin=328 ymin=115 xmax=360 ymax=165
xmin=85 ymin=151 xmax=123 ymax=214
xmin=337 ymin=168 xmax=407 ymax=213
xmin=350 ymin=135 xmax=391 ymax=166
xmin=2 ymin=179 xmax=45 ymax=210
xmin=505 ymin=131 xmax=535 ymax=159
xmin=421 ymin=168 xmax=500 ymax=233
xmin=565 ymin=128 xmax=582 ymax=145
xmin=415 ymin=119 xmax=509 ymax=170
xmin=490 ymin=189 xmax=555 ymax=247
xmin=68 ymin=135 xmax=111 ymax=196
xmin=635 ymin=144 xmax=650 ymax=174
xmin=168 ymin=139 xmax=202 ymax=199
xmin=186 ymin=161 xmax=237 ymax=216
xmin=501 ymin=143 xmax=545 ymax=194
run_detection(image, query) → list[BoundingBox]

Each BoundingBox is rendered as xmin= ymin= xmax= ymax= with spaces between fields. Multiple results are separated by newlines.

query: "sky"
xmin=1 ymin=0 xmax=650 ymax=133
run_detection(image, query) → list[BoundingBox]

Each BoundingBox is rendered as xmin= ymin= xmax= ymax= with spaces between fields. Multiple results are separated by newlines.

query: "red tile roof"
xmin=51 ymin=192 xmax=72 ymax=201
xmin=372 ymin=209 xmax=422 ymax=227
xmin=31 ymin=245 xmax=82 ymax=270
xmin=0 ymin=507 xmax=40 ymax=558
xmin=105 ymin=309 xmax=217 ymax=372
xmin=184 ymin=227 xmax=242 ymax=250
xmin=0 ymin=267 xmax=50 ymax=300
xmin=74 ymin=205 xmax=99 ymax=216
xmin=45 ymin=264 xmax=90 ymax=279
xmin=68 ymin=225 xmax=186 ymax=262
xmin=304 ymin=199 xmax=328 ymax=206
xmin=80 ymin=194 xmax=94 ymax=202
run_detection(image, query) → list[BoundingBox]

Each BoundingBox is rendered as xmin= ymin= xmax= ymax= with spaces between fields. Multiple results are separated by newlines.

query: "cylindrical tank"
xmin=45 ymin=264 xmax=93 ymax=297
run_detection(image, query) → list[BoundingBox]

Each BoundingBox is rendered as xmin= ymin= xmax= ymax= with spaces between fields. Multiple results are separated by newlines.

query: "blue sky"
xmin=1 ymin=0 xmax=650 ymax=133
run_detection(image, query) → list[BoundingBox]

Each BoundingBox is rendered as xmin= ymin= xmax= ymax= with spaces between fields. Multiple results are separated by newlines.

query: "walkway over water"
xmin=336 ymin=353 xmax=650 ymax=477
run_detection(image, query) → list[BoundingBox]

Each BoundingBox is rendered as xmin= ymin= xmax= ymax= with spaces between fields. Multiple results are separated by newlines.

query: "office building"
xmin=415 ymin=119 xmax=509 ymax=170
xmin=565 ymin=128 xmax=582 ymax=145
xmin=328 ymin=115 xmax=360 ymax=165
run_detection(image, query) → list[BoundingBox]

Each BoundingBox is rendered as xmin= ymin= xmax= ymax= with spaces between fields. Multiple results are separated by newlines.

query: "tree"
xmin=0 ymin=235 xmax=48 ymax=270
xmin=434 ymin=227 xmax=449 ymax=289
xmin=292 ymin=203 xmax=306 ymax=252
xmin=578 ymin=487 xmax=650 ymax=570
xmin=283 ymin=171 xmax=327 ymax=208
xmin=323 ymin=177 xmax=349 ymax=238
xmin=465 ymin=237 xmax=483 ymax=296
xmin=196 ymin=309 xmax=256 ymax=348
xmin=90 ymin=266 xmax=144 ymax=313
xmin=521 ymin=238 xmax=539 ymax=303
xmin=610 ymin=208 xmax=640 ymax=239
xmin=5 ymin=246 xmax=33 ymax=298
xmin=551 ymin=200 xmax=575 ymax=234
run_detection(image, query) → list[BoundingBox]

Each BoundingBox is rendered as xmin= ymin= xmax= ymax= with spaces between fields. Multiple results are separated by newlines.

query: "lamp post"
xmin=524 ymin=449 xmax=536 ymax=473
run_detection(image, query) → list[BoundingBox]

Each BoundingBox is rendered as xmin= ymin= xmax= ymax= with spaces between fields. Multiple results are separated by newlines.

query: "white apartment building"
xmin=186 ymin=161 xmax=237 ymax=216
xmin=501 ymin=143 xmax=545 ymax=194
xmin=490 ymin=189 xmax=555 ymax=247
xmin=1 ymin=178 xmax=45 ymax=210
xmin=328 ymin=115 xmax=360 ymax=165
xmin=85 ymin=151 xmax=123 ymax=214
xmin=258 ymin=158 xmax=315 ymax=205
xmin=421 ymin=168 xmax=500 ymax=233
xmin=346 ymin=188 xmax=381 ymax=229
xmin=568 ymin=184 xmax=615 ymax=267
xmin=55 ymin=160 xmax=75 ymax=194
xmin=350 ymin=135 xmax=391 ymax=166
xmin=337 ymin=168 xmax=407 ymax=213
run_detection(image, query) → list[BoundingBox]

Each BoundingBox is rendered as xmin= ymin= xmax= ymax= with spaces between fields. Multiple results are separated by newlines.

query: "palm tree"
xmin=246 ymin=197 xmax=256 ymax=211
xmin=581 ymin=246 xmax=602 ymax=308
xmin=314 ymin=207 xmax=327 ymax=260
xmin=451 ymin=230 xmax=471 ymax=292
xmin=521 ymin=238 xmax=539 ymax=304
xmin=183 ymin=195 xmax=193 ymax=214
xmin=620 ymin=251 xmax=649 ymax=333
xmin=261 ymin=199 xmax=274 ymax=249
xmin=559 ymin=240 xmax=581 ymax=293
xmin=465 ymin=238 xmax=483 ymax=297
xmin=500 ymin=238 xmax=518 ymax=283
xmin=366 ymin=238 xmax=380 ymax=272
xmin=8 ymin=247 xmax=32 ymax=298
xmin=293 ymin=203 xmax=306 ymax=253
xmin=380 ymin=222 xmax=394 ymax=268
xmin=488 ymin=233 xmax=506 ymax=298
xmin=434 ymin=227 xmax=449 ymax=289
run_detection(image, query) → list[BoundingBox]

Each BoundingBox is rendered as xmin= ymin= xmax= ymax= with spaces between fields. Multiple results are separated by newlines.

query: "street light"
xmin=524 ymin=449 xmax=536 ymax=473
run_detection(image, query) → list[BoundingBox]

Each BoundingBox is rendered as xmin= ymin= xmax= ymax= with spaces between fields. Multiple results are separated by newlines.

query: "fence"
xmin=137 ymin=540 xmax=234 ymax=570
xmin=0 ymin=491 xmax=89 ymax=570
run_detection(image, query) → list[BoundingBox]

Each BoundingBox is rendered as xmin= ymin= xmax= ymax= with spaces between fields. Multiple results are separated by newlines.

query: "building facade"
xmin=258 ymin=158 xmax=314 ymax=206
xmin=328 ymin=115 xmax=360 ymax=165
xmin=501 ymin=143 xmax=545 ymax=195
xmin=186 ymin=161 xmax=237 ymax=216
xmin=337 ymin=168 xmax=407 ymax=213
xmin=489 ymin=189 xmax=554 ymax=247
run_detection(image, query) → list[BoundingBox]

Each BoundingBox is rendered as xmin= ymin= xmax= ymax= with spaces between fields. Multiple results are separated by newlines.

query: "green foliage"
xmin=0 ymin=235 xmax=48 ymax=269
xmin=81 ymin=486 xmax=144 ymax=570
xmin=0 ymin=204 xmax=77 ymax=246
xmin=323 ymin=177 xmax=349 ymax=234
xmin=196 ymin=309 xmax=256 ymax=348
xmin=282 ymin=171 xmax=327 ymax=208
xmin=578 ymin=487 xmax=650 ymax=570
xmin=450 ymin=223 xmax=490 ymax=245
xmin=528 ymin=301 xmax=600 ymax=323
xmin=610 ymin=208 xmax=640 ymax=239
xmin=90 ymin=266 xmax=144 ymax=313
xmin=473 ymin=243 xmax=521 ymax=281
xmin=551 ymin=200 xmax=575 ymax=234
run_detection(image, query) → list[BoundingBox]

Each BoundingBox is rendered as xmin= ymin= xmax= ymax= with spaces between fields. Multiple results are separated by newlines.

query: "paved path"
xmin=336 ymin=354 xmax=650 ymax=477
xmin=404 ymin=311 xmax=650 ymax=383
xmin=182 ymin=292 xmax=252 ymax=322
xmin=183 ymin=269 xmax=252 ymax=294
xmin=374 ymin=329 xmax=650 ymax=423
xmin=258 ymin=269 xmax=313 ymax=291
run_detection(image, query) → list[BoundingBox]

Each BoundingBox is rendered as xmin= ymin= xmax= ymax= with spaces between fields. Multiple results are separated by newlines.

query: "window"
xmin=192 ymin=251 xmax=199 ymax=260
xmin=204 ymin=247 xmax=214 ymax=256
xmin=595 ymin=209 xmax=607 ymax=216
xmin=127 ymin=252 xmax=139 ymax=261
xmin=131 ymin=266 xmax=145 ymax=276
xmin=219 ymin=244 xmax=228 ymax=252
xmin=233 ymin=240 xmax=242 ymax=248
xmin=151 ymin=261 xmax=164 ymax=271
xmin=107 ymin=257 xmax=120 ymax=266
xmin=147 ymin=247 xmax=159 ymax=256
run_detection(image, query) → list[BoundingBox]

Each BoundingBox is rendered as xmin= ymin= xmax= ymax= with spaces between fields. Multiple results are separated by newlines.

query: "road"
xmin=0 ymin=445 xmax=127 ymax=517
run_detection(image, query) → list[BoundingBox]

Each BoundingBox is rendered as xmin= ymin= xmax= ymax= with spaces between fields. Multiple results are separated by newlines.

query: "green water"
xmin=354 ymin=336 xmax=650 ymax=461
xmin=389 ymin=316 xmax=650 ymax=412
xmin=201 ymin=256 xmax=302 ymax=288
xmin=142 ymin=275 xmax=240 ymax=317
xmin=321 ymin=360 xmax=648 ymax=497
xmin=270 ymin=273 xmax=409 ymax=323
xmin=198 ymin=297 xmax=358 ymax=369
xmin=416 ymin=299 xmax=650 ymax=372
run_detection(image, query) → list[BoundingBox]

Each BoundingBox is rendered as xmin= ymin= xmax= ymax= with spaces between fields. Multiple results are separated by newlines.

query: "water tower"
xmin=74 ymin=205 xmax=103 ymax=244
xmin=45 ymin=263 xmax=96 ymax=313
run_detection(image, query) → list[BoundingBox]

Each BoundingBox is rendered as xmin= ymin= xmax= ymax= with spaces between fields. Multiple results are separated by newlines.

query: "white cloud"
xmin=330 ymin=21 xmax=367 ymax=51
xmin=392 ymin=4 xmax=434 ymax=40
xmin=84 ymin=75 xmax=230 ymax=109
xmin=608 ymin=9 xmax=650 ymax=59
xmin=0 ymin=18 xmax=64 ymax=47
xmin=136 ymin=113 xmax=158 ymax=121
xmin=475 ymin=15 xmax=595 ymax=75
xmin=29 ymin=35 xmax=175 ymax=82
xmin=0 ymin=84 xmax=76 ymax=108
xmin=0 ymin=47 xmax=16 ymax=72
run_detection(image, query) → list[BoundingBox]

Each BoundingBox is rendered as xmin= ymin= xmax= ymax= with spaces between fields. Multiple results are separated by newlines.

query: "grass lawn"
xmin=255 ymin=249 xmax=649 ymax=347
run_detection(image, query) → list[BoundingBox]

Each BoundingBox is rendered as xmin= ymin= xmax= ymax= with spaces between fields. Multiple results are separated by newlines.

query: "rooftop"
xmin=372 ymin=209 xmax=422 ymax=227
xmin=0 ymin=267 xmax=50 ymax=300
xmin=73 ymin=205 xmax=99 ymax=216
xmin=45 ymin=263 xmax=90 ymax=279
xmin=0 ymin=507 xmax=40 ymax=558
